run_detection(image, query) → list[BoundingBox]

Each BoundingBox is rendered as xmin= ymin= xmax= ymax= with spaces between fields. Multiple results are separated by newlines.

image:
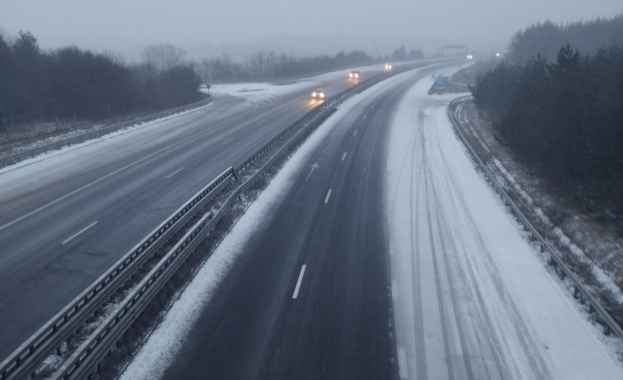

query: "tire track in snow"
xmin=408 ymin=110 xmax=428 ymax=380
xmin=426 ymin=110 xmax=475 ymax=380
xmin=431 ymin=103 xmax=552 ymax=379
xmin=421 ymin=114 xmax=456 ymax=380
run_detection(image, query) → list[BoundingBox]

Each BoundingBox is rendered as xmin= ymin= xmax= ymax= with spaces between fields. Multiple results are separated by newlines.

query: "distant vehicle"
xmin=466 ymin=54 xmax=474 ymax=60
xmin=384 ymin=64 xmax=393 ymax=70
xmin=348 ymin=70 xmax=360 ymax=79
xmin=311 ymin=89 xmax=326 ymax=99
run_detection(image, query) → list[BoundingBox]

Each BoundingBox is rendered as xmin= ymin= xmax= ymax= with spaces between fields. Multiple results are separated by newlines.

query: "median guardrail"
xmin=0 ymin=167 xmax=233 ymax=380
xmin=2 ymin=64 xmax=418 ymax=380
xmin=0 ymin=97 xmax=212 ymax=169
xmin=447 ymin=96 xmax=623 ymax=341
xmin=51 ymin=92 xmax=342 ymax=380
xmin=52 ymin=64 xmax=410 ymax=379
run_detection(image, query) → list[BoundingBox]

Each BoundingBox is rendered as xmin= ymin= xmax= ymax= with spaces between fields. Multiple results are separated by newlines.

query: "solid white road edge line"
xmin=292 ymin=264 xmax=307 ymax=299
xmin=398 ymin=347 xmax=409 ymax=379
xmin=165 ymin=167 xmax=185 ymax=179
xmin=324 ymin=189 xmax=332 ymax=204
xmin=220 ymin=137 xmax=234 ymax=146
xmin=62 ymin=221 xmax=99 ymax=245
xmin=392 ymin=280 xmax=399 ymax=299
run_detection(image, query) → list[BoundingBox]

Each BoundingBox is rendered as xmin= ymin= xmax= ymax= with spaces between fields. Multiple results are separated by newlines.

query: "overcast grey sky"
xmin=0 ymin=0 xmax=621 ymax=59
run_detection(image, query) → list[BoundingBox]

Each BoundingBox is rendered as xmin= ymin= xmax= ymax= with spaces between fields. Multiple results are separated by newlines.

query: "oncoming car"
xmin=311 ymin=89 xmax=326 ymax=99
xmin=348 ymin=70 xmax=360 ymax=79
xmin=384 ymin=63 xmax=392 ymax=70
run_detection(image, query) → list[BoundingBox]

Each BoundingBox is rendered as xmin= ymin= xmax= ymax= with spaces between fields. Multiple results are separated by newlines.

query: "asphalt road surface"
xmin=160 ymin=66 xmax=446 ymax=380
xmin=0 ymin=61 xmax=447 ymax=359
xmin=142 ymin=63 xmax=623 ymax=380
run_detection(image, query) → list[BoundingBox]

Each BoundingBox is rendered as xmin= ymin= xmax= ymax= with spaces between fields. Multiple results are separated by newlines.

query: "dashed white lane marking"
xmin=342 ymin=152 xmax=347 ymax=161
xmin=392 ymin=280 xmax=399 ymax=299
xmin=363 ymin=114 xmax=367 ymax=120
xmin=353 ymin=130 xmax=358 ymax=136
xmin=398 ymin=347 xmax=409 ymax=379
xmin=324 ymin=189 xmax=332 ymax=204
xmin=221 ymin=137 xmax=234 ymax=146
xmin=292 ymin=264 xmax=307 ymax=299
xmin=62 ymin=221 xmax=99 ymax=245
xmin=0 ymin=142 xmax=181 ymax=233
xmin=166 ymin=167 xmax=185 ymax=179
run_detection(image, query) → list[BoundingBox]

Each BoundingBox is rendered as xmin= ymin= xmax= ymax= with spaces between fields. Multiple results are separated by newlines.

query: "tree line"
xmin=471 ymin=43 xmax=623 ymax=213
xmin=0 ymin=31 xmax=203 ymax=131
xmin=508 ymin=15 xmax=623 ymax=62
xmin=197 ymin=45 xmax=424 ymax=82
xmin=0 ymin=28 xmax=424 ymax=132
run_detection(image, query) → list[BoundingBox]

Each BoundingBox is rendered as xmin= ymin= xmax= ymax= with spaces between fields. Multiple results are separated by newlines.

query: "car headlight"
xmin=319 ymin=93 xmax=325 ymax=98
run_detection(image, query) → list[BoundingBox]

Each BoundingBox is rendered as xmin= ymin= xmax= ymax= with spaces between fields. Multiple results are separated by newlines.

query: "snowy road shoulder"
xmin=387 ymin=70 xmax=623 ymax=379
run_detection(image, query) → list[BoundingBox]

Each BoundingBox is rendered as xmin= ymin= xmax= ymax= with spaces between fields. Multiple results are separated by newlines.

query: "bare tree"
xmin=141 ymin=43 xmax=186 ymax=72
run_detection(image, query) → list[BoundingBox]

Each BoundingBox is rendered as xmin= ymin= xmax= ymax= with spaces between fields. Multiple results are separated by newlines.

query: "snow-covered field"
xmin=387 ymin=71 xmax=623 ymax=379
xmin=203 ymin=81 xmax=313 ymax=106
xmin=202 ymin=61 xmax=399 ymax=104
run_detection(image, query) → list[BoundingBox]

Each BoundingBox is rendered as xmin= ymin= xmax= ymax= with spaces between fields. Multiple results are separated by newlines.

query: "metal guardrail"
xmin=0 ymin=167 xmax=234 ymax=380
xmin=0 ymin=98 xmax=212 ymax=169
xmin=52 ymin=95 xmax=340 ymax=380
xmin=1 ymin=64 xmax=416 ymax=380
xmin=447 ymin=96 xmax=623 ymax=341
xmin=49 ymin=64 xmax=412 ymax=379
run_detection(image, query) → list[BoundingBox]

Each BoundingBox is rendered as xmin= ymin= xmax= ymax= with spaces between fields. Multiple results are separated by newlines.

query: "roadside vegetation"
xmin=471 ymin=16 xmax=623 ymax=215
xmin=196 ymin=45 xmax=423 ymax=82
xmin=0 ymin=32 xmax=203 ymax=134
xmin=0 ymin=27 xmax=424 ymax=141
xmin=508 ymin=15 xmax=623 ymax=63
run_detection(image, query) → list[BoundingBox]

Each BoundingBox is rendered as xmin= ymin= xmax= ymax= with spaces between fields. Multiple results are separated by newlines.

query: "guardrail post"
xmin=605 ymin=325 xmax=612 ymax=336
xmin=548 ymin=256 xmax=556 ymax=267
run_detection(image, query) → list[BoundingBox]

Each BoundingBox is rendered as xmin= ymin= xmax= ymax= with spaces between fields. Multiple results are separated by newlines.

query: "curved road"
xmin=124 ymin=64 xmax=623 ymax=380
xmin=158 ymin=66 xmax=446 ymax=379
xmin=0 ymin=61 xmax=449 ymax=359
